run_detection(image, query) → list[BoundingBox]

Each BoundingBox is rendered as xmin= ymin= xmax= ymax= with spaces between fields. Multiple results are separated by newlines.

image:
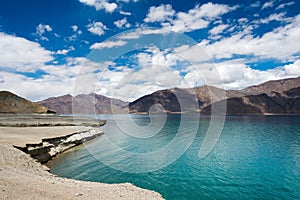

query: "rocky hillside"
xmin=202 ymin=87 xmax=300 ymax=115
xmin=0 ymin=91 xmax=54 ymax=114
xmin=129 ymin=77 xmax=300 ymax=114
xmin=129 ymin=88 xmax=202 ymax=113
xmin=38 ymin=93 xmax=128 ymax=114
xmin=241 ymin=76 xmax=300 ymax=95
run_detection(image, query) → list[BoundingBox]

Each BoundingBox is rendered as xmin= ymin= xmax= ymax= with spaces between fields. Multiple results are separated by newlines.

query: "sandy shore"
xmin=0 ymin=116 xmax=163 ymax=200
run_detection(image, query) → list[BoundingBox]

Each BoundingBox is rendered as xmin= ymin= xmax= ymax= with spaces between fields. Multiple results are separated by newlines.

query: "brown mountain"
xmin=129 ymin=76 xmax=300 ymax=115
xmin=202 ymin=87 xmax=300 ymax=115
xmin=240 ymin=76 xmax=300 ymax=95
xmin=0 ymin=91 xmax=55 ymax=114
xmin=129 ymin=88 xmax=202 ymax=114
xmin=38 ymin=93 xmax=128 ymax=114
xmin=37 ymin=76 xmax=300 ymax=115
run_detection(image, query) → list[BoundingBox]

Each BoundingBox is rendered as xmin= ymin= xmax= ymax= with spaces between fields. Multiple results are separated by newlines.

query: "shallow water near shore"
xmin=49 ymin=115 xmax=300 ymax=200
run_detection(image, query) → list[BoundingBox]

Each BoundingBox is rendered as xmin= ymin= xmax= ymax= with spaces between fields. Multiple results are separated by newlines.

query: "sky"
xmin=0 ymin=0 xmax=300 ymax=101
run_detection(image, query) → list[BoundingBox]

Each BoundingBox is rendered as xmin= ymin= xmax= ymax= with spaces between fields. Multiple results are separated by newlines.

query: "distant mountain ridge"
xmin=129 ymin=76 xmax=300 ymax=115
xmin=202 ymin=87 xmax=300 ymax=115
xmin=240 ymin=77 xmax=300 ymax=95
xmin=37 ymin=93 xmax=128 ymax=114
xmin=0 ymin=91 xmax=54 ymax=114
xmin=5 ymin=76 xmax=299 ymax=115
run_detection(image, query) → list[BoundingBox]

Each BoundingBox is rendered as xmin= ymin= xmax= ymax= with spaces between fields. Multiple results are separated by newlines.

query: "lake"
xmin=49 ymin=115 xmax=300 ymax=200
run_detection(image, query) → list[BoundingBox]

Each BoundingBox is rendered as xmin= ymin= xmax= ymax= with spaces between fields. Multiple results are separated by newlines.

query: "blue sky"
xmin=0 ymin=0 xmax=300 ymax=101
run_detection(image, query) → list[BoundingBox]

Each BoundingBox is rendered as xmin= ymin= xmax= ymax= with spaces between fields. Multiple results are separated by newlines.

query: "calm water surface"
xmin=49 ymin=115 xmax=300 ymax=200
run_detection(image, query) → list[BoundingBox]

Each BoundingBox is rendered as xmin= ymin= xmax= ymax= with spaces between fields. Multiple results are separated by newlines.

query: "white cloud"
xmin=71 ymin=25 xmax=78 ymax=32
xmin=0 ymin=56 xmax=106 ymax=101
xmin=56 ymin=46 xmax=75 ymax=55
xmin=117 ymin=27 xmax=170 ymax=40
xmin=54 ymin=33 xmax=61 ymax=37
xmin=262 ymin=0 xmax=275 ymax=10
xmin=0 ymin=71 xmax=76 ymax=101
xmin=173 ymin=42 xmax=211 ymax=63
xmin=93 ymin=53 xmax=300 ymax=101
xmin=68 ymin=25 xmax=82 ymax=41
xmin=143 ymin=3 xmax=237 ymax=33
xmin=209 ymin=24 xmax=229 ymax=35
xmin=283 ymin=60 xmax=300 ymax=75
xmin=260 ymin=12 xmax=291 ymax=24
xmin=87 ymin=21 xmax=108 ymax=36
xmin=56 ymin=49 xmax=69 ymax=55
xmin=35 ymin=24 xmax=53 ymax=41
xmin=78 ymin=0 xmax=117 ymax=13
xmin=120 ymin=10 xmax=131 ymax=16
xmin=0 ymin=32 xmax=53 ymax=72
xmin=197 ymin=14 xmax=300 ymax=61
xmin=90 ymin=40 xmax=127 ymax=49
xmin=114 ymin=18 xmax=131 ymax=28
xmin=276 ymin=1 xmax=295 ymax=10
xmin=87 ymin=47 xmax=183 ymax=101
xmin=182 ymin=59 xmax=300 ymax=90
xmin=118 ymin=3 xmax=236 ymax=40
xmin=144 ymin=4 xmax=175 ymax=23
xmin=36 ymin=24 xmax=52 ymax=34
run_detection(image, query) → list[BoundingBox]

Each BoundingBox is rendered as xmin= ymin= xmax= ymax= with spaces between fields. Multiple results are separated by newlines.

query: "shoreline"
xmin=0 ymin=115 xmax=163 ymax=200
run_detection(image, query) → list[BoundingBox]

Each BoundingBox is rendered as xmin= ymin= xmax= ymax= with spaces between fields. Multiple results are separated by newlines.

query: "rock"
xmin=16 ymin=129 xmax=103 ymax=164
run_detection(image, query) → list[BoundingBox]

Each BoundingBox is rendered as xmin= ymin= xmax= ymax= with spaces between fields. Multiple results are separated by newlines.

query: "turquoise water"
xmin=49 ymin=115 xmax=300 ymax=199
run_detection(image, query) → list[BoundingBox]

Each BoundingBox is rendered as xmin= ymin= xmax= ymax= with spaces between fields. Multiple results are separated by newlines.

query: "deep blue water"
xmin=49 ymin=115 xmax=300 ymax=200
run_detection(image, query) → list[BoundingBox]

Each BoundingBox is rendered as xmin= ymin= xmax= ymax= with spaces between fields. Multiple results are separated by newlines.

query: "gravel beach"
xmin=0 ymin=115 xmax=163 ymax=200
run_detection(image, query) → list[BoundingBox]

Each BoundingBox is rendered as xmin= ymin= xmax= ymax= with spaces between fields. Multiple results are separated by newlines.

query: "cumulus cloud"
xmin=283 ymin=60 xmax=300 ymax=75
xmin=144 ymin=4 xmax=175 ymax=23
xmin=182 ymin=59 xmax=300 ymax=90
xmin=35 ymin=24 xmax=53 ymax=41
xmin=36 ymin=24 xmax=52 ymax=34
xmin=193 ymin=14 xmax=300 ymax=61
xmin=90 ymin=40 xmax=127 ymax=49
xmin=0 ymin=71 xmax=76 ymax=101
xmin=0 ymin=56 xmax=104 ymax=101
xmin=71 ymin=25 xmax=79 ymax=32
xmin=143 ymin=3 xmax=236 ymax=33
xmin=87 ymin=21 xmax=108 ymax=36
xmin=209 ymin=24 xmax=229 ymax=35
xmin=260 ymin=12 xmax=291 ymax=24
xmin=0 ymin=32 xmax=53 ymax=72
xmin=172 ymin=3 xmax=236 ymax=32
xmin=56 ymin=46 xmax=75 ymax=55
xmin=114 ymin=18 xmax=131 ymax=28
xmin=86 ymin=47 xmax=183 ymax=101
xmin=78 ymin=0 xmax=117 ymax=13
xmin=68 ymin=25 xmax=83 ymax=41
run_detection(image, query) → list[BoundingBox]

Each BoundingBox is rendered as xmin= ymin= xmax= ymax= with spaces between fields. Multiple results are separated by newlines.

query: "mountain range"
xmin=1 ymin=76 xmax=300 ymax=115
xmin=129 ymin=76 xmax=300 ymax=115
xmin=37 ymin=93 xmax=128 ymax=114
xmin=0 ymin=91 xmax=54 ymax=114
